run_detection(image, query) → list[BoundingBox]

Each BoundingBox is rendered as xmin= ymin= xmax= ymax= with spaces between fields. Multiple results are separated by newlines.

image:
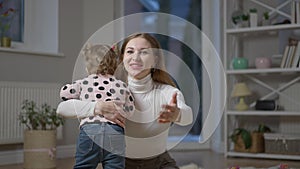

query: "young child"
xmin=59 ymin=43 xmax=135 ymax=169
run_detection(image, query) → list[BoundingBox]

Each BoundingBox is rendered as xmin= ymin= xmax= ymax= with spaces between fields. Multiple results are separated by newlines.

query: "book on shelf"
xmin=292 ymin=41 xmax=300 ymax=68
xmin=280 ymin=38 xmax=300 ymax=68
xmin=292 ymin=0 xmax=300 ymax=24
xmin=280 ymin=46 xmax=290 ymax=68
xmin=286 ymin=45 xmax=295 ymax=68
xmin=297 ymin=1 xmax=300 ymax=24
xmin=292 ymin=0 xmax=296 ymax=24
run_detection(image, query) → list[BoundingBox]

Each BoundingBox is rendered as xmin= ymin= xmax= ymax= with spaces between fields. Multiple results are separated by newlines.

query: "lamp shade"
xmin=231 ymin=82 xmax=252 ymax=97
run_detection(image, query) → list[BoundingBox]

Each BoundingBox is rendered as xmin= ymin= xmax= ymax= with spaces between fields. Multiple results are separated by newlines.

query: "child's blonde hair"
xmin=81 ymin=43 xmax=118 ymax=75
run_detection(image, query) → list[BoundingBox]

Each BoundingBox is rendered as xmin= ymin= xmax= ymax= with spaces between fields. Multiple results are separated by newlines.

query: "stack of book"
xmin=280 ymin=39 xmax=300 ymax=68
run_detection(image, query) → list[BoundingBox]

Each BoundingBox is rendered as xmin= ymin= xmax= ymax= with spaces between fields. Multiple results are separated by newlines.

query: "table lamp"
xmin=231 ymin=82 xmax=252 ymax=111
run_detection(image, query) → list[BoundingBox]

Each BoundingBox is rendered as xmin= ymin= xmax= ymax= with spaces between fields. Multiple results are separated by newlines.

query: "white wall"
xmin=0 ymin=0 xmax=116 ymax=148
xmin=82 ymin=0 xmax=115 ymax=42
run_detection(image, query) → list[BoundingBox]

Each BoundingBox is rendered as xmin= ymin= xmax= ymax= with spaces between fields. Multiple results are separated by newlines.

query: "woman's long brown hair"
xmin=116 ymin=33 xmax=176 ymax=88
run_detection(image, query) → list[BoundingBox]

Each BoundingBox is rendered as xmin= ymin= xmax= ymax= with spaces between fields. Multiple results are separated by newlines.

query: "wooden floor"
xmin=0 ymin=150 xmax=299 ymax=169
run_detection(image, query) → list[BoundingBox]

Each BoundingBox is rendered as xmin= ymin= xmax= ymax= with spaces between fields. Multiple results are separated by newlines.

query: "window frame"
xmin=9 ymin=0 xmax=59 ymax=55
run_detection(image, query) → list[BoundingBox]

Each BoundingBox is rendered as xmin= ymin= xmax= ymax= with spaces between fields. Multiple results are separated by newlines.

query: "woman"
xmin=57 ymin=33 xmax=193 ymax=169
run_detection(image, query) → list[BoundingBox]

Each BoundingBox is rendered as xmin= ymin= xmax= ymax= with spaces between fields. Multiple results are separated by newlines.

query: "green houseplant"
xmin=262 ymin=12 xmax=270 ymax=26
xmin=241 ymin=13 xmax=249 ymax=27
xmin=263 ymin=12 xmax=269 ymax=20
xmin=18 ymin=100 xmax=64 ymax=169
xmin=231 ymin=12 xmax=249 ymax=28
xmin=18 ymin=100 xmax=64 ymax=130
xmin=230 ymin=128 xmax=252 ymax=149
xmin=229 ymin=124 xmax=271 ymax=153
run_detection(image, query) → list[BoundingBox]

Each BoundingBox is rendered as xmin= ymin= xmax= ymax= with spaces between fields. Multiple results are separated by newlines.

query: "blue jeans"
xmin=74 ymin=122 xmax=125 ymax=169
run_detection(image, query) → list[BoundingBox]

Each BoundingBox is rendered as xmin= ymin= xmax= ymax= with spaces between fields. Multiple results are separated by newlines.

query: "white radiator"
xmin=0 ymin=81 xmax=62 ymax=144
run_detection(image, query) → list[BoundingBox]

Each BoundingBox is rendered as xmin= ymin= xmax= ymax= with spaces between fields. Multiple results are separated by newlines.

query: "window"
xmin=124 ymin=0 xmax=203 ymax=144
xmin=3 ymin=0 xmax=59 ymax=54
xmin=0 ymin=0 xmax=24 ymax=42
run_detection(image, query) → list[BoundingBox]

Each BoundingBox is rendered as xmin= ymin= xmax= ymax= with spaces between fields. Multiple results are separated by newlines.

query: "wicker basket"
xmin=264 ymin=133 xmax=300 ymax=155
xmin=234 ymin=132 xmax=264 ymax=153
xmin=23 ymin=130 xmax=57 ymax=169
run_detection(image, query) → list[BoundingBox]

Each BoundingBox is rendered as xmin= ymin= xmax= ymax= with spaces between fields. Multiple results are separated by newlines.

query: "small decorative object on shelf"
xmin=262 ymin=11 xmax=270 ymax=26
xmin=231 ymin=10 xmax=249 ymax=28
xmin=231 ymin=10 xmax=244 ymax=28
xmin=230 ymin=128 xmax=252 ymax=150
xmin=264 ymin=133 xmax=300 ymax=155
xmin=255 ymin=57 xmax=272 ymax=69
xmin=0 ymin=0 xmax=17 ymax=48
xmin=232 ymin=57 xmax=248 ymax=70
xmin=255 ymin=100 xmax=278 ymax=111
xmin=231 ymin=82 xmax=252 ymax=111
xmin=229 ymin=124 xmax=271 ymax=153
xmin=249 ymin=8 xmax=258 ymax=27
xmin=241 ymin=14 xmax=249 ymax=27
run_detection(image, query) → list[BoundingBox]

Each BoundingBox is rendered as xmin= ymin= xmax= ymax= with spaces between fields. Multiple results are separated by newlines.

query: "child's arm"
xmin=57 ymin=99 xmax=96 ymax=118
xmin=60 ymin=81 xmax=81 ymax=101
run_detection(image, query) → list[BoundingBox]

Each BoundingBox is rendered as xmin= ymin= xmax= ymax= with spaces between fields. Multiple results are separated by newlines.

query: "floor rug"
xmin=179 ymin=163 xmax=203 ymax=169
xmin=228 ymin=165 xmax=300 ymax=169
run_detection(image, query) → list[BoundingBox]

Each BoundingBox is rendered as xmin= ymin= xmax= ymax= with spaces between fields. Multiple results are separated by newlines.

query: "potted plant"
xmin=0 ymin=0 xmax=17 ymax=47
xmin=262 ymin=12 xmax=270 ymax=26
xmin=249 ymin=8 xmax=258 ymax=27
xmin=18 ymin=100 xmax=64 ymax=169
xmin=229 ymin=124 xmax=271 ymax=153
xmin=231 ymin=11 xmax=249 ymax=28
xmin=241 ymin=14 xmax=249 ymax=27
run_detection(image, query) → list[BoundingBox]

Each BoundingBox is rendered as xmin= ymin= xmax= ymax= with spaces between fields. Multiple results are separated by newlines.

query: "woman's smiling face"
xmin=123 ymin=37 xmax=156 ymax=79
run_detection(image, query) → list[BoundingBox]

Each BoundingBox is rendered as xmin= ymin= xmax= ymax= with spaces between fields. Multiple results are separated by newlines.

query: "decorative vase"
xmin=250 ymin=13 xmax=258 ymax=27
xmin=1 ymin=37 xmax=11 ymax=48
xmin=23 ymin=130 xmax=57 ymax=169
xmin=255 ymin=57 xmax=272 ymax=69
xmin=232 ymin=57 xmax=248 ymax=70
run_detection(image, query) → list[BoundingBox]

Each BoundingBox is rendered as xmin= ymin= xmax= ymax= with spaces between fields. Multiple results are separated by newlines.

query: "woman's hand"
xmin=158 ymin=93 xmax=180 ymax=123
xmin=95 ymin=101 xmax=126 ymax=128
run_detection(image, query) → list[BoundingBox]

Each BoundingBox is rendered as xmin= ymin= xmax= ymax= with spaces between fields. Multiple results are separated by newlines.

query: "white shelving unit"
xmin=224 ymin=0 xmax=300 ymax=160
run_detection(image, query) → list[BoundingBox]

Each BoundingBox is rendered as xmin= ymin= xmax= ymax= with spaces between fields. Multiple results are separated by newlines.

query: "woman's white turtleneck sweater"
xmin=57 ymin=74 xmax=193 ymax=158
